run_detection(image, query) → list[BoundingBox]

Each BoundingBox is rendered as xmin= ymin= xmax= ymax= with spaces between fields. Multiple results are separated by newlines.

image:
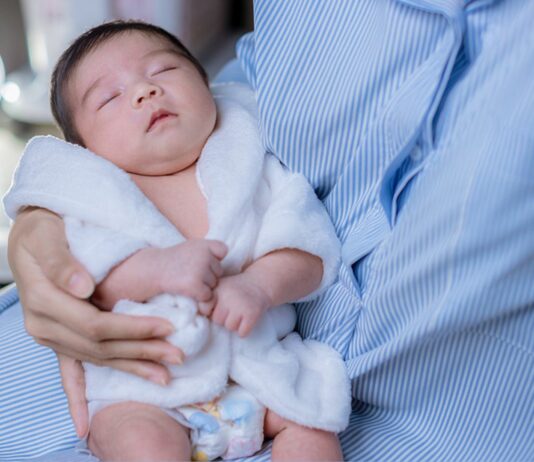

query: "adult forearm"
xmin=7 ymin=207 xmax=182 ymax=390
xmin=242 ymin=248 xmax=323 ymax=307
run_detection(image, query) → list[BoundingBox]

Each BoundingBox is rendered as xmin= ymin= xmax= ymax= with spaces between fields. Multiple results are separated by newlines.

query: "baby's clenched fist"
xmin=209 ymin=273 xmax=272 ymax=337
xmin=156 ymin=239 xmax=227 ymax=302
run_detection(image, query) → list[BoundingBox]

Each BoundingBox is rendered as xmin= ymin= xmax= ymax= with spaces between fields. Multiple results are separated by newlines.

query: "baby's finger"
xmin=198 ymin=295 xmax=216 ymax=316
xmin=192 ymin=284 xmax=213 ymax=302
xmin=203 ymin=270 xmax=217 ymax=290
xmin=211 ymin=260 xmax=223 ymax=278
xmin=224 ymin=312 xmax=241 ymax=333
xmin=238 ymin=317 xmax=255 ymax=338
xmin=210 ymin=304 xmax=228 ymax=326
xmin=206 ymin=240 xmax=228 ymax=260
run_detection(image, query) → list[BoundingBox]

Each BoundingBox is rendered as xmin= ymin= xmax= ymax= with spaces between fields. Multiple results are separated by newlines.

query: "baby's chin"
xmin=130 ymin=156 xmax=201 ymax=177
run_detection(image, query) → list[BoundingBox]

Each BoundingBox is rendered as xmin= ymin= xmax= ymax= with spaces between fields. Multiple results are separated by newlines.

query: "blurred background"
xmin=0 ymin=0 xmax=253 ymax=287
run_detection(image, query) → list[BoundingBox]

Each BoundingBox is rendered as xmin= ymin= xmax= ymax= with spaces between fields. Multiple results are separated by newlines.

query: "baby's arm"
xmin=206 ymin=248 xmax=322 ymax=337
xmin=92 ymin=240 xmax=227 ymax=310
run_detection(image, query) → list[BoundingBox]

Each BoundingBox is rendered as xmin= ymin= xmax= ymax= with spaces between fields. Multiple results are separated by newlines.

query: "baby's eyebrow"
xmin=140 ymin=47 xmax=186 ymax=62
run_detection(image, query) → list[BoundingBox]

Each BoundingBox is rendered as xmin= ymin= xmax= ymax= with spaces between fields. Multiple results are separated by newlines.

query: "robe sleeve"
xmin=64 ymin=216 xmax=147 ymax=284
xmin=252 ymin=154 xmax=341 ymax=302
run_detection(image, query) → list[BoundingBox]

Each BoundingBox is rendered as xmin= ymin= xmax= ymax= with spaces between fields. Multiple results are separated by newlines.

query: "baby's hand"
xmin=205 ymin=273 xmax=272 ymax=337
xmin=156 ymin=239 xmax=227 ymax=303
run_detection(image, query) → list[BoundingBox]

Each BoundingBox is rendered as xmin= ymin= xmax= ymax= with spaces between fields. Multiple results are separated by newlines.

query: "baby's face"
xmin=68 ymin=32 xmax=216 ymax=176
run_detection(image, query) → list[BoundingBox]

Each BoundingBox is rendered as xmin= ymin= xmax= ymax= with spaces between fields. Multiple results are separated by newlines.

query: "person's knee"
xmin=264 ymin=409 xmax=325 ymax=438
xmin=264 ymin=409 xmax=290 ymax=437
xmin=89 ymin=402 xmax=190 ymax=461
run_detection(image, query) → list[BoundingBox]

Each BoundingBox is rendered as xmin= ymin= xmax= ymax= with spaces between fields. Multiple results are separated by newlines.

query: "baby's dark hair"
xmin=50 ymin=20 xmax=208 ymax=145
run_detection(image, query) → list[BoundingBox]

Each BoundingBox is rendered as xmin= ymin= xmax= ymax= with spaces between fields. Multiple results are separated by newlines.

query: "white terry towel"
xmin=3 ymin=83 xmax=351 ymax=432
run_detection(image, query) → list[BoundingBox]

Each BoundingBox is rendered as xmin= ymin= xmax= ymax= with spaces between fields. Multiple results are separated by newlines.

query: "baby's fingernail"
xmin=68 ymin=273 xmax=92 ymax=298
xmin=153 ymin=324 xmax=174 ymax=337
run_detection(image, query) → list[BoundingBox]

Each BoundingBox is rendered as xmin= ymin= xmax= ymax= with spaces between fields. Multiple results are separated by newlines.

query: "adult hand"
xmin=8 ymin=208 xmax=183 ymax=385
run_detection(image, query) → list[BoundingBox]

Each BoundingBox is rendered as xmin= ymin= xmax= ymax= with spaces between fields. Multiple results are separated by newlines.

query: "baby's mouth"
xmin=147 ymin=110 xmax=177 ymax=132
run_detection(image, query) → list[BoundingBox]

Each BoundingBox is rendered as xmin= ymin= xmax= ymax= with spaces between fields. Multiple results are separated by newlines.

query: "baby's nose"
xmin=132 ymin=83 xmax=162 ymax=107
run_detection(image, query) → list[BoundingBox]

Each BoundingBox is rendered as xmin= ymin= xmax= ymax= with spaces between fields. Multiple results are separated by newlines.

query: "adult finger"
xmin=100 ymin=359 xmax=171 ymax=386
xmin=97 ymin=339 xmax=183 ymax=366
xmin=35 ymin=288 xmax=175 ymax=342
xmin=76 ymin=310 xmax=176 ymax=342
xmin=57 ymin=353 xmax=88 ymax=438
xmin=51 ymin=342 xmax=172 ymax=386
xmin=18 ymin=210 xmax=95 ymax=299
xmin=39 ymin=243 xmax=94 ymax=299
xmin=45 ymin=318 xmax=183 ymax=363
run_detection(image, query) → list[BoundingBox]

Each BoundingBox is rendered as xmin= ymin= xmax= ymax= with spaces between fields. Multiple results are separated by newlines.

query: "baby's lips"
xmin=147 ymin=109 xmax=177 ymax=131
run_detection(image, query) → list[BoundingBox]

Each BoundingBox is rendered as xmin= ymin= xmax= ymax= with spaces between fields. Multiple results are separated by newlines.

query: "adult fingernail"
xmin=68 ymin=273 xmax=93 ymax=298
xmin=153 ymin=324 xmax=174 ymax=337
xmin=149 ymin=374 xmax=169 ymax=386
xmin=163 ymin=354 xmax=183 ymax=365
xmin=74 ymin=419 xmax=86 ymax=438
xmin=77 ymin=424 xmax=87 ymax=438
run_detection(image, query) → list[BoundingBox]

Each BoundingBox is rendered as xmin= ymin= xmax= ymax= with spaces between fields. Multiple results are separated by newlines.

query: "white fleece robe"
xmin=3 ymin=83 xmax=351 ymax=432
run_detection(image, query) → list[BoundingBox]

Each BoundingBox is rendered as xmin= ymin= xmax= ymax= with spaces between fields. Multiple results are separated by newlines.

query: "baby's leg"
xmin=265 ymin=409 xmax=343 ymax=461
xmin=89 ymin=401 xmax=190 ymax=462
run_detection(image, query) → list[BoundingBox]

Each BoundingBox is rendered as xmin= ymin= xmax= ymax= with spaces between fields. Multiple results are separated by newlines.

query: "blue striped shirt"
xmin=234 ymin=1 xmax=534 ymax=460
xmin=1 ymin=1 xmax=534 ymax=460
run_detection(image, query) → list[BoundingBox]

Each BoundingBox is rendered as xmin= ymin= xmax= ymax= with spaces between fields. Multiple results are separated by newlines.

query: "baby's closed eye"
xmin=98 ymin=93 xmax=120 ymax=109
xmin=151 ymin=66 xmax=178 ymax=76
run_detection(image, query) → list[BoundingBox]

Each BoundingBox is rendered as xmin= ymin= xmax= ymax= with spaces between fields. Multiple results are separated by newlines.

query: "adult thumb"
xmin=67 ymin=269 xmax=95 ymax=299
xmin=38 ymin=244 xmax=95 ymax=299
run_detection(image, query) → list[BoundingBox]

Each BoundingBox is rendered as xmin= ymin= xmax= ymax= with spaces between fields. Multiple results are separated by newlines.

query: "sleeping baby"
xmin=4 ymin=20 xmax=350 ymax=462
